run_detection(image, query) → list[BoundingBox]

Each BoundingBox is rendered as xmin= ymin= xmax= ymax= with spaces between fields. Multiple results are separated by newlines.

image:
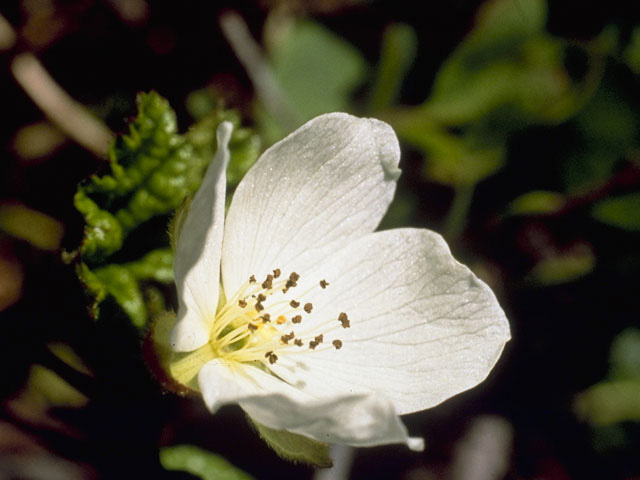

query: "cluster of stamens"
xmin=208 ymin=269 xmax=350 ymax=368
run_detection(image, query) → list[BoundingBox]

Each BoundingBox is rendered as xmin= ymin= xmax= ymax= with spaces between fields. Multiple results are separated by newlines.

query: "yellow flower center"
xmin=169 ymin=269 xmax=350 ymax=389
xmin=210 ymin=269 xmax=348 ymax=366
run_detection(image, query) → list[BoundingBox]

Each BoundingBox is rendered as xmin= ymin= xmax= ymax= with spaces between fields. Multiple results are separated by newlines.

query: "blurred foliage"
xmin=160 ymin=445 xmax=254 ymax=480
xmin=389 ymin=0 xmax=610 ymax=192
xmin=0 ymin=202 xmax=64 ymax=251
xmin=506 ymin=191 xmax=566 ymax=216
xmin=592 ymin=193 xmax=640 ymax=231
xmin=368 ymin=23 xmax=417 ymax=114
xmin=71 ymin=91 xmax=260 ymax=327
xmin=576 ymin=329 xmax=640 ymax=425
xmin=257 ymin=17 xmax=367 ymax=143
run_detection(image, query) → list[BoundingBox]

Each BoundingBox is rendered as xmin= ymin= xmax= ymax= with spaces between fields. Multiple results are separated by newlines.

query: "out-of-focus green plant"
xmin=70 ymin=91 xmax=260 ymax=327
xmin=160 ymin=445 xmax=253 ymax=480
xmin=257 ymin=17 xmax=367 ymax=144
xmin=592 ymin=193 xmax=640 ymax=231
xmin=391 ymin=0 xmax=607 ymax=183
xmin=575 ymin=329 xmax=640 ymax=425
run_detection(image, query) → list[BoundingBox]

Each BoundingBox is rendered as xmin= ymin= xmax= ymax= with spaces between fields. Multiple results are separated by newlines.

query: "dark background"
xmin=1 ymin=1 xmax=639 ymax=478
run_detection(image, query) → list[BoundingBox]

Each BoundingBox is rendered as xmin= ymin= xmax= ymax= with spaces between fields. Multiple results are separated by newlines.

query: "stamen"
xmin=281 ymin=331 xmax=295 ymax=344
xmin=207 ymin=268 xmax=344 ymax=367
xmin=338 ymin=312 xmax=350 ymax=328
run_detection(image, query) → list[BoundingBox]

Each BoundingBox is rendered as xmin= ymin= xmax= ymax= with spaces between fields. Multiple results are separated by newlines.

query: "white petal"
xmin=198 ymin=359 xmax=423 ymax=450
xmin=170 ymin=122 xmax=233 ymax=352
xmin=221 ymin=113 xmax=401 ymax=297
xmin=268 ymin=228 xmax=510 ymax=415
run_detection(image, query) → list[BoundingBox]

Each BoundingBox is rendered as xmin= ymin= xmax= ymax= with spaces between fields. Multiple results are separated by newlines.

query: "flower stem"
xmin=443 ymin=184 xmax=475 ymax=241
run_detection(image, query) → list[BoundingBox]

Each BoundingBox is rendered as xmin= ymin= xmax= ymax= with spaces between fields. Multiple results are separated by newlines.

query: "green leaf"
xmin=623 ymin=26 xmax=640 ymax=74
xmin=575 ymin=379 xmax=640 ymax=425
xmin=421 ymin=0 xmax=565 ymax=126
xmin=592 ymin=193 xmax=640 ymax=231
xmin=250 ymin=419 xmax=333 ymax=468
xmin=72 ymin=91 xmax=260 ymax=327
xmin=526 ymin=246 xmax=595 ymax=286
xmin=610 ymin=329 xmax=640 ymax=381
xmin=402 ymin=120 xmax=505 ymax=187
xmin=261 ymin=18 xmax=367 ymax=141
xmin=160 ymin=445 xmax=253 ymax=480
xmin=507 ymin=190 xmax=565 ymax=216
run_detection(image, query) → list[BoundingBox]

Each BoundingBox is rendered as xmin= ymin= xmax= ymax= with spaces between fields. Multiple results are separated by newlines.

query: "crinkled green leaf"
xmin=593 ymin=193 xmax=640 ymax=231
xmin=160 ymin=445 xmax=253 ymax=480
xmin=73 ymin=91 xmax=260 ymax=327
xmin=250 ymin=419 xmax=333 ymax=468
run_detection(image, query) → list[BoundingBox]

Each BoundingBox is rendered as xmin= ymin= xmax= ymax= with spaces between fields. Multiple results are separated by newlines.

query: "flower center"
xmin=210 ymin=269 xmax=349 ymax=367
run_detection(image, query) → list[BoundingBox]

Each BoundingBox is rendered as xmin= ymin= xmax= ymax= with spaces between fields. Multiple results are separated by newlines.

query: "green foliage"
xmin=575 ymin=329 xmax=640 ymax=426
xmin=563 ymin=82 xmax=638 ymax=194
xmin=526 ymin=245 xmax=595 ymax=286
xmin=160 ymin=445 xmax=253 ymax=480
xmin=610 ymin=329 xmax=640 ymax=381
xmin=73 ymin=91 xmax=260 ymax=327
xmin=258 ymin=18 xmax=367 ymax=143
xmin=369 ymin=23 xmax=417 ymax=113
xmin=507 ymin=191 xmax=566 ymax=216
xmin=250 ymin=419 xmax=333 ymax=468
xmin=389 ymin=0 xmax=606 ymax=192
xmin=623 ymin=26 xmax=640 ymax=74
xmin=592 ymin=193 xmax=640 ymax=231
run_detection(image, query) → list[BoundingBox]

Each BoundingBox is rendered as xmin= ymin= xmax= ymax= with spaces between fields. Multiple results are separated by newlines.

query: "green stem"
xmin=443 ymin=184 xmax=475 ymax=241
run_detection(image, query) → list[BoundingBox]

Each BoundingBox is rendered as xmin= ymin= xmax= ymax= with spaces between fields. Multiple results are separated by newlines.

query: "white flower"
xmin=169 ymin=113 xmax=510 ymax=452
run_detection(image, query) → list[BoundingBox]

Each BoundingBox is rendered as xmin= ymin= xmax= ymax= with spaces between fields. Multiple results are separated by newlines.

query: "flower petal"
xmin=268 ymin=228 xmax=510 ymax=415
xmin=170 ymin=122 xmax=233 ymax=352
xmin=221 ymin=113 xmax=401 ymax=297
xmin=198 ymin=359 xmax=423 ymax=450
